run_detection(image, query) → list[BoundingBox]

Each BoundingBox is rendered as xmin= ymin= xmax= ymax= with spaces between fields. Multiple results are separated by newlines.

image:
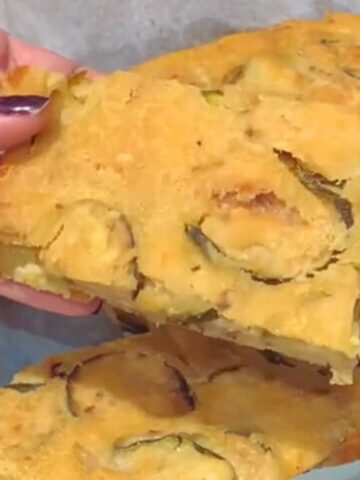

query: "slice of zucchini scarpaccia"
xmin=274 ymin=149 xmax=353 ymax=228
xmin=113 ymin=433 xmax=237 ymax=479
xmin=342 ymin=67 xmax=360 ymax=80
xmin=4 ymin=383 xmax=45 ymax=393
xmin=353 ymin=299 xmax=360 ymax=352
xmin=208 ymin=365 xmax=243 ymax=382
xmin=166 ymin=363 xmax=196 ymax=410
xmin=129 ymin=257 xmax=147 ymax=300
xmin=177 ymin=308 xmax=219 ymax=325
xmin=50 ymin=352 xmax=130 ymax=417
xmin=185 ymin=147 xmax=352 ymax=285
xmin=202 ymin=90 xmax=224 ymax=106
xmin=51 ymin=351 xmax=195 ymax=418
xmin=118 ymin=215 xmax=149 ymax=301
xmin=186 ymin=221 xmax=344 ymax=285
xmin=222 ymin=64 xmax=245 ymax=85
xmin=185 ymin=223 xmax=291 ymax=285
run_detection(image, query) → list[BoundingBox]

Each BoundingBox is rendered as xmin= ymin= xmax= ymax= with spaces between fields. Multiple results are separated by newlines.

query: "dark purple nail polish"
xmin=0 ymin=95 xmax=49 ymax=116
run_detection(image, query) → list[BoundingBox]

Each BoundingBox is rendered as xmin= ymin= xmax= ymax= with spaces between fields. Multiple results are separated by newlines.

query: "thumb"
xmin=0 ymin=95 xmax=49 ymax=150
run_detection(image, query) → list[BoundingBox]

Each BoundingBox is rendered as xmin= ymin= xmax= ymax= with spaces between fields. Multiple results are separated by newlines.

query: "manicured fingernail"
xmin=0 ymin=95 xmax=49 ymax=116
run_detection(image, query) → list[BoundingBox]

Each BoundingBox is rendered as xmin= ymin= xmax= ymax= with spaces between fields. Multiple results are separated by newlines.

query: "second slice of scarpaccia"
xmin=0 ymin=58 xmax=359 ymax=384
xmin=3 ymin=325 xmax=360 ymax=479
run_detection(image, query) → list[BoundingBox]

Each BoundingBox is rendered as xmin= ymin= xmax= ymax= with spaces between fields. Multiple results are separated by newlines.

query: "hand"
xmin=0 ymin=30 xmax=101 ymax=315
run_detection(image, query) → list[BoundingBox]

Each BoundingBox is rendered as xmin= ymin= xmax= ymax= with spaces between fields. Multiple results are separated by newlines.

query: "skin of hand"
xmin=0 ymin=30 xmax=101 ymax=315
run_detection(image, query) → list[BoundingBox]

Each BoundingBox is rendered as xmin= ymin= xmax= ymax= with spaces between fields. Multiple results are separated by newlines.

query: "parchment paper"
xmin=0 ymin=0 xmax=360 ymax=70
xmin=0 ymin=1 xmax=360 ymax=478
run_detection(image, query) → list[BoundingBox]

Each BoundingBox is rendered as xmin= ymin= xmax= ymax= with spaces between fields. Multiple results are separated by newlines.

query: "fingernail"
xmin=0 ymin=95 xmax=49 ymax=116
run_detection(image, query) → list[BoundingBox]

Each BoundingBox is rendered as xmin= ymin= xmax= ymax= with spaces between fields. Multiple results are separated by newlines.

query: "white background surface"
xmin=0 ymin=1 xmax=360 ymax=478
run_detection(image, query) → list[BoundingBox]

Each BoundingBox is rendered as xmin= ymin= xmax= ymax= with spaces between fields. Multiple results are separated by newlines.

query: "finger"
xmin=0 ymin=279 xmax=101 ymax=316
xmin=8 ymin=34 xmax=77 ymax=75
xmin=0 ymin=33 xmax=103 ymax=315
xmin=0 ymin=95 xmax=49 ymax=150
xmin=0 ymin=30 xmax=9 ymax=70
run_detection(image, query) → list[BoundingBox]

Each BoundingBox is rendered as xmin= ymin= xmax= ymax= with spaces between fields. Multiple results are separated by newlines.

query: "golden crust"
xmin=134 ymin=14 xmax=360 ymax=87
xmin=134 ymin=12 xmax=360 ymax=179
xmin=2 ymin=326 xmax=360 ymax=479
xmin=1 ymin=13 xmax=360 ymax=382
